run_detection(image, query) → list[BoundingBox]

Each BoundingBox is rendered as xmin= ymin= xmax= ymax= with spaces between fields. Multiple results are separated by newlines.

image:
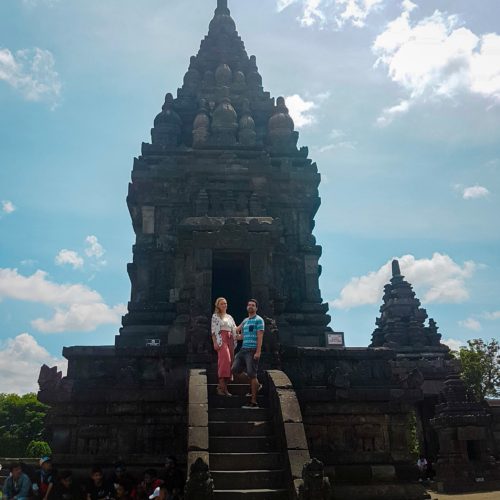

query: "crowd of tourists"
xmin=1 ymin=457 xmax=185 ymax=500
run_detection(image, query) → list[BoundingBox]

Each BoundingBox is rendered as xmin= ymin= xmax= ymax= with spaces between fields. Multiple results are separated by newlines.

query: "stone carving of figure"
xmin=298 ymin=458 xmax=333 ymax=500
xmin=184 ymin=458 xmax=214 ymax=500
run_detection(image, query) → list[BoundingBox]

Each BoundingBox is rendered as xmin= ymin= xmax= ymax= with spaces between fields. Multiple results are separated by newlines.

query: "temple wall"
xmin=39 ymin=347 xmax=188 ymax=469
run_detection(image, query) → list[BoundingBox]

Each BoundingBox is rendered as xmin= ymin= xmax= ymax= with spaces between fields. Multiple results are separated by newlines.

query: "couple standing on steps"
xmin=211 ymin=297 xmax=264 ymax=409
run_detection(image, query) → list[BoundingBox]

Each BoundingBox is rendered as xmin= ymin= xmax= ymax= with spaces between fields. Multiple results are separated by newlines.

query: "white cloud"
xmin=459 ymin=317 xmax=482 ymax=331
xmin=462 ymin=185 xmax=490 ymax=200
xmin=336 ymin=0 xmax=384 ymax=28
xmin=285 ymin=94 xmax=318 ymax=128
xmin=331 ymin=253 xmax=476 ymax=309
xmin=32 ymin=302 xmax=127 ymax=333
xmin=0 ymin=47 xmax=61 ymax=106
xmin=373 ymin=5 xmax=500 ymax=124
xmin=0 ymin=268 xmax=125 ymax=333
xmin=442 ymin=337 xmax=466 ymax=351
xmin=376 ymin=99 xmax=412 ymax=126
xmin=276 ymin=0 xmax=383 ymax=28
xmin=483 ymin=311 xmax=500 ymax=320
xmin=0 ymin=333 xmax=67 ymax=394
xmin=85 ymin=235 xmax=105 ymax=259
xmin=277 ymin=0 xmax=299 ymax=12
xmin=2 ymin=200 xmax=16 ymax=214
xmin=318 ymin=128 xmax=357 ymax=152
xmin=55 ymin=249 xmax=84 ymax=269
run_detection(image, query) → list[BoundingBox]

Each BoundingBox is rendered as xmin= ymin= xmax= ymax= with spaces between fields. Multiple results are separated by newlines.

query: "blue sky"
xmin=1 ymin=0 xmax=499 ymax=393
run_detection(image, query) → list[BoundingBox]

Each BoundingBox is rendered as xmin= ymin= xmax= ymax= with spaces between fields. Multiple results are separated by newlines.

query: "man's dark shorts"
xmin=231 ymin=348 xmax=259 ymax=379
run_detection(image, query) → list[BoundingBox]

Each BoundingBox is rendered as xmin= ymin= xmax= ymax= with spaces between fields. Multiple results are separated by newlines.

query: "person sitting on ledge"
xmin=2 ymin=462 xmax=32 ymax=500
xmin=137 ymin=469 xmax=162 ymax=500
xmin=159 ymin=456 xmax=184 ymax=499
xmin=51 ymin=470 xmax=84 ymax=500
xmin=85 ymin=466 xmax=114 ymax=500
xmin=33 ymin=456 xmax=55 ymax=500
xmin=232 ymin=298 xmax=265 ymax=409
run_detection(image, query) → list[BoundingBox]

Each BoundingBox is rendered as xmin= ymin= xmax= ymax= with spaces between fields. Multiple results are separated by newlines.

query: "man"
xmin=33 ymin=456 xmax=54 ymax=500
xmin=416 ymin=455 xmax=429 ymax=482
xmin=2 ymin=462 xmax=32 ymax=500
xmin=51 ymin=470 xmax=84 ymax=500
xmin=232 ymin=298 xmax=265 ymax=408
xmin=85 ymin=466 xmax=114 ymax=500
xmin=159 ymin=457 xmax=184 ymax=499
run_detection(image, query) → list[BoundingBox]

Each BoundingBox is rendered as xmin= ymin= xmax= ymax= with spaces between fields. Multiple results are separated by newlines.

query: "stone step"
xmin=213 ymin=489 xmax=289 ymax=500
xmin=209 ymin=394 xmax=267 ymax=408
xmin=210 ymin=407 xmax=270 ymax=421
xmin=210 ymin=436 xmax=278 ymax=453
xmin=210 ymin=453 xmax=283 ymax=471
xmin=212 ymin=470 xmax=286 ymax=490
xmin=208 ymin=383 xmax=266 ymax=397
xmin=209 ymin=421 xmax=273 ymax=437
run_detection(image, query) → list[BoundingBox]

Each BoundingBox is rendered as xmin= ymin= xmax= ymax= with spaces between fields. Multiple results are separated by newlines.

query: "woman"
xmin=211 ymin=297 xmax=237 ymax=396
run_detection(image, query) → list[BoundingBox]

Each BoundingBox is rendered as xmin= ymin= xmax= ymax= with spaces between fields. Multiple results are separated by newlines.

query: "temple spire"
xmin=215 ymin=0 xmax=230 ymax=15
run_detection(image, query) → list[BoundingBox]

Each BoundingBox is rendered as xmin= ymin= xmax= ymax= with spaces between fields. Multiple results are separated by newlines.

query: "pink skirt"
xmin=217 ymin=330 xmax=235 ymax=379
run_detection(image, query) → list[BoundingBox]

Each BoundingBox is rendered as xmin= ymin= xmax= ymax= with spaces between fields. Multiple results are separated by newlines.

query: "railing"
xmin=266 ymin=369 xmax=311 ymax=499
xmin=186 ymin=369 xmax=210 ymax=477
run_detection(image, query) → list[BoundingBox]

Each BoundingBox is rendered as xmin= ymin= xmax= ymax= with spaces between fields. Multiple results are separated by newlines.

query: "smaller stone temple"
xmin=371 ymin=260 xmax=446 ymax=352
xmin=431 ymin=375 xmax=500 ymax=492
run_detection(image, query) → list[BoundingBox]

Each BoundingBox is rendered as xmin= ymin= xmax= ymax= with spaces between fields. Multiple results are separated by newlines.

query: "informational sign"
xmin=146 ymin=339 xmax=161 ymax=347
xmin=325 ymin=332 xmax=345 ymax=348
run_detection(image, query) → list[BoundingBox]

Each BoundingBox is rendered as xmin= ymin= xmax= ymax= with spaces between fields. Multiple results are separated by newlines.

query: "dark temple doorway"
xmin=212 ymin=252 xmax=251 ymax=325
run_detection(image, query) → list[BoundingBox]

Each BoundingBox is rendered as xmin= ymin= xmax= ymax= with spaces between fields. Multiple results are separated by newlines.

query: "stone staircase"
xmin=207 ymin=370 xmax=290 ymax=499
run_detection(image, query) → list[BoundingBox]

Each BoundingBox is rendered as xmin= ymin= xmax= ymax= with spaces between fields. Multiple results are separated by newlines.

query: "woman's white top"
xmin=211 ymin=313 xmax=237 ymax=347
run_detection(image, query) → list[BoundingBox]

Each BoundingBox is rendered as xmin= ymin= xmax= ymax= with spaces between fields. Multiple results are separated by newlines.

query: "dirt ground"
xmin=427 ymin=491 xmax=500 ymax=500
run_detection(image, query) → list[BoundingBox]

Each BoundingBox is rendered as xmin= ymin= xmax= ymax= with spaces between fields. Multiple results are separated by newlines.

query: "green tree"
xmin=0 ymin=393 xmax=49 ymax=456
xmin=457 ymin=339 xmax=500 ymax=401
xmin=26 ymin=440 xmax=52 ymax=458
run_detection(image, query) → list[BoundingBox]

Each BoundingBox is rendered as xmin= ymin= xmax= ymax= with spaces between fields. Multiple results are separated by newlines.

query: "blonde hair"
xmin=214 ymin=297 xmax=228 ymax=317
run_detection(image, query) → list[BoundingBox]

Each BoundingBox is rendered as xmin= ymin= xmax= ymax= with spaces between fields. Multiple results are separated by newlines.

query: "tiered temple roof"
xmin=146 ymin=0 xmax=300 ymax=154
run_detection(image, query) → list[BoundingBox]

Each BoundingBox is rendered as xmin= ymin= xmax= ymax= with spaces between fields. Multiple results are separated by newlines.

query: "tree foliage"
xmin=26 ymin=440 xmax=52 ymax=458
xmin=0 ymin=393 xmax=48 ymax=456
xmin=457 ymin=339 xmax=500 ymax=401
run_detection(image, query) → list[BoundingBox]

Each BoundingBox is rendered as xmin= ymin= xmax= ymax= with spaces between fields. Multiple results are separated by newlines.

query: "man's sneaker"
xmin=246 ymin=383 xmax=263 ymax=397
xmin=242 ymin=402 xmax=259 ymax=409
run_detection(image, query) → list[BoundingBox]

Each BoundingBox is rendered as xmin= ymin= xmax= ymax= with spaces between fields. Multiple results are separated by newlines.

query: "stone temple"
xmin=39 ymin=1 xmax=500 ymax=498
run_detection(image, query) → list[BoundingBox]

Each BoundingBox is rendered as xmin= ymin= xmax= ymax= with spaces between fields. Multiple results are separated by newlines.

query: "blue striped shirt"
xmin=242 ymin=315 xmax=265 ymax=349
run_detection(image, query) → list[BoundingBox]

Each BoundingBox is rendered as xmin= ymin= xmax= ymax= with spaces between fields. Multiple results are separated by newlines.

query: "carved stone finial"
xmin=193 ymin=99 xmax=211 ymax=148
xmin=215 ymin=63 xmax=232 ymax=87
xmin=216 ymin=0 xmax=229 ymax=15
xmin=268 ymin=96 xmax=298 ymax=152
xmin=239 ymin=99 xmax=256 ymax=146
xmin=152 ymin=93 xmax=182 ymax=147
xmin=212 ymin=94 xmax=238 ymax=146
xmin=184 ymin=458 xmax=214 ymax=500
xmin=392 ymin=259 xmax=401 ymax=278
